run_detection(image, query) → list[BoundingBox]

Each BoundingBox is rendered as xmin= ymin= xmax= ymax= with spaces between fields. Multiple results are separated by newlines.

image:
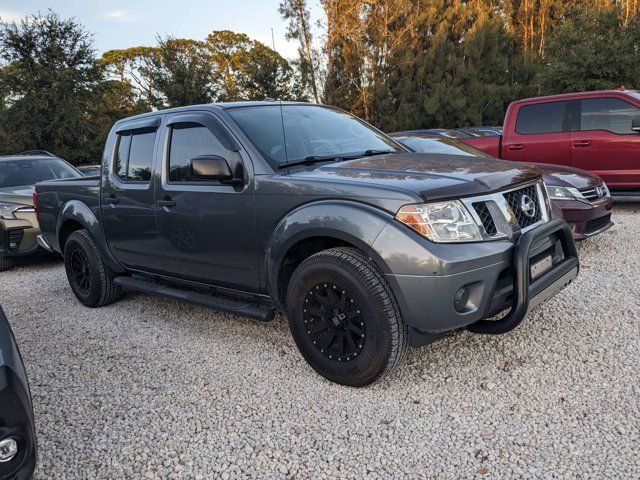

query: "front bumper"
xmin=377 ymin=219 xmax=579 ymax=347
xmin=553 ymin=198 xmax=614 ymax=241
xmin=0 ymin=307 xmax=37 ymax=480
xmin=0 ymin=213 xmax=40 ymax=258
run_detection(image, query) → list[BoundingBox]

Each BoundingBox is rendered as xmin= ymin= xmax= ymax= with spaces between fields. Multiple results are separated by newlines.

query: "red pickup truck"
xmin=460 ymin=89 xmax=640 ymax=194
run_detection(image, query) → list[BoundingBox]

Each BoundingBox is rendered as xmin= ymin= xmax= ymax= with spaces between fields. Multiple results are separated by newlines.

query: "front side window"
xmin=168 ymin=123 xmax=234 ymax=182
xmin=515 ymin=101 xmax=568 ymax=135
xmin=228 ymin=105 xmax=403 ymax=168
xmin=580 ymin=97 xmax=640 ymax=134
xmin=113 ymin=128 xmax=156 ymax=182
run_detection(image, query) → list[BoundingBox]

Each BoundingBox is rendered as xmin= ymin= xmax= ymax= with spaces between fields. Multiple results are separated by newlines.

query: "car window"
xmin=580 ymin=97 xmax=640 ymax=134
xmin=515 ymin=101 xmax=568 ymax=135
xmin=168 ymin=123 xmax=237 ymax=182
xmin=228 ymin=104 xmax=402 ymax=168
xmin=113 ymin=128 xmax=156 ymax=182
xmin=0 ymin=158 xmax=79 ymax=188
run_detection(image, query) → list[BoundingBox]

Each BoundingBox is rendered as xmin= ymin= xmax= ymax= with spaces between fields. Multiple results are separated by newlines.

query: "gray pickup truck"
xmin=35 ymin=102 xmax=579 ymax=386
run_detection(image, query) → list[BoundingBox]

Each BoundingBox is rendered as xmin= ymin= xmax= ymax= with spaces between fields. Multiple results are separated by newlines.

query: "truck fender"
xmin=264 ymin=200 xmax=395 ymax=305
xmin=56 ymin=200 xmax=125 ymax=274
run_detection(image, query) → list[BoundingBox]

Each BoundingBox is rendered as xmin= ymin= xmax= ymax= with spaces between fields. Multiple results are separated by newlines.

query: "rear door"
xmin=503 ymin=100 xmax=572 ymax=166
xmin=101 ymin=117 xmax=161 ymax=270
xmin=570 ymin=96 xmax=640 ymax=189
xmin=152 ymin=111 xmax=259 ymax=291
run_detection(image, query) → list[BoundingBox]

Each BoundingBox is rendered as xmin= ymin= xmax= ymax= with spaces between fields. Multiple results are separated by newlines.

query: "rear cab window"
xmin=113 ymin=127 xmax=157 ymax=183
xmin=515 ymin=101 xmax=569 ymax=135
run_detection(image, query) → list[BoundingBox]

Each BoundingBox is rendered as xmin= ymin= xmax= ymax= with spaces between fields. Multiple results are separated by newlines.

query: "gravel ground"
xmin=2 ymin=201 xmax=639 ymax=479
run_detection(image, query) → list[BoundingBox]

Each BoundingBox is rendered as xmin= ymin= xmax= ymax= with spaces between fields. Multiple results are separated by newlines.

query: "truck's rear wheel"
xmin=0 ymin=257 xmax=13 ymax=272
xmin=64 ymin=230 xmax=122 ymax=307
xmin=286 ymin=247 xmax=408 ymax=387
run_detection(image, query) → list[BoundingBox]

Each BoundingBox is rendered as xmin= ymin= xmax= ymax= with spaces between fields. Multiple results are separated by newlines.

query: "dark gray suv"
xmin=35 ymin=102 xmax=579 ymax=386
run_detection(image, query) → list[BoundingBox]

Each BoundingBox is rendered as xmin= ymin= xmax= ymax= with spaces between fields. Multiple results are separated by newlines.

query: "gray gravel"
xmin=2 ymin=201 xmax=640 ymax=479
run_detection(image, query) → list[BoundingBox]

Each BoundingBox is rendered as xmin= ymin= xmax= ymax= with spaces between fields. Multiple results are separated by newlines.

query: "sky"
xmin=0 ymin=0 xmax=324 ymax=59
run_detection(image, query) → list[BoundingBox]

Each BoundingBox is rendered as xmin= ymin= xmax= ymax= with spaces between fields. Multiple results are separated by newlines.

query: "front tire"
xmin=286 ymin=247 xmax=408 ymax=387
xmin=64 ymin=230 xmax=122 ymax=307
xmin=0 ymin=257 xmax=13 ymax=272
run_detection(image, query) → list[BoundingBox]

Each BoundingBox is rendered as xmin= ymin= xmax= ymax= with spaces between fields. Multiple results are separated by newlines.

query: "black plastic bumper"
xmin=0 ymin=307 xmax=37 ymax=479
xmin=468 ymin=219 xmax=579 ymax=335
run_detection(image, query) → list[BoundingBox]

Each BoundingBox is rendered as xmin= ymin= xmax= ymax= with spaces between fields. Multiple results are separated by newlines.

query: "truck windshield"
xmin=0 ymin=158 xmax=80 ymax=188
xmin=227 ymin=104 xmax=404 ymax=168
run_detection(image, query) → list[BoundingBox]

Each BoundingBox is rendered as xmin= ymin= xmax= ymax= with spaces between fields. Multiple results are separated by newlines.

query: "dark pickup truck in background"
xmin=458 ymin=89 xmax=640 ymax=195
xmin=35 ymin=101 xmax=579 ymax=386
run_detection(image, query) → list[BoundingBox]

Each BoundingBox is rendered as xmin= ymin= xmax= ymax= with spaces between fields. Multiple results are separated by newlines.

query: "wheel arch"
xmin=265 ymin=200 xmax=395 ymax=309
xmin=56 ymin=200 xmax=125 ymax=274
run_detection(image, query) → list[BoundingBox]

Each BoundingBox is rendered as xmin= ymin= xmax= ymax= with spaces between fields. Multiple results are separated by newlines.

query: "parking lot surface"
xmin=2 ymin=201 xmax=639 ymax=479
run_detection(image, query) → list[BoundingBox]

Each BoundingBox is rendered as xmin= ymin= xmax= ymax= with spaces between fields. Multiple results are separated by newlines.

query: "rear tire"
xmin=64 ymin=230 xmax=122 ymax=307
xmin=0 ymin=256 xmax=13 ymax=272
xmin=286 ymin=247 xmax=408 ymax=387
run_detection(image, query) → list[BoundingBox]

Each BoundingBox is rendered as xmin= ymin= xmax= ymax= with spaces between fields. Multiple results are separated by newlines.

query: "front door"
xmin=101 ymin=119 xmax=160 ymax=271
xmin=153 ymin=112 xmax=259 ymax=292
xmin=570 ymin=96 xmax=640 ymax=189
xmin=503 ymin=100 xmax=571 ymax=167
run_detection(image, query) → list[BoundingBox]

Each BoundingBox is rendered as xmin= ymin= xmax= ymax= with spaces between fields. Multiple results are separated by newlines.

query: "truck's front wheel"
xmin=64 ymin=230 xmax=122 ymax=308
xmin=286 ymin=247 xmax=408 ymax=387
xmin=0 ymin=257 xmax=13 ymax=273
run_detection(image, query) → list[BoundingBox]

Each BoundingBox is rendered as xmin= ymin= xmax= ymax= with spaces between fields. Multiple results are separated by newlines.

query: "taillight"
xmin=32 ymin=191 xmax=39 ymax=221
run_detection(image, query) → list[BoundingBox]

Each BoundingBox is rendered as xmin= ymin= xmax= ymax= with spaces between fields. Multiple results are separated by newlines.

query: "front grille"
xmin=578 ymin=184 xmax=606 ymax=202
xmin=6 ymin=229 xmax=24 ymax=251
xmin=473 ymin=202 xmax=497 ymax=236
xmin=584 ymin=213 xmax=611 ymax=234
xmin=503 ymin=184 xmax=542 ymax=229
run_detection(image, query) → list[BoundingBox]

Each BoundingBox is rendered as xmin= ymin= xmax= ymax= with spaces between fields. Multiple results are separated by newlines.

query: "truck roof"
xmin=112 ymin=100 xmax=317 ymax=126
xmin=511 ymin=89 xmax=640 ymax=106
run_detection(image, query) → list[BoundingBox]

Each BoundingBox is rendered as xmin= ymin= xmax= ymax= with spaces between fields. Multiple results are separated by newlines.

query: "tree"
xmin=205 ymin=30 xmax=254 ymax=101
xmin=147 ymin=37 xmax=215 ymax=108
xmin=0 ymin=11 xmax=103 ymax=163
xmin=279 ymin=0 xmax=320 ymax=102
xmin=538 ymin=5 xmax=640 ymax=93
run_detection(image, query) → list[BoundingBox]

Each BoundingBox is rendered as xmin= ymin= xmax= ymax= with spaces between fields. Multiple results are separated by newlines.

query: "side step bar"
xmin=113 ymin=276 xmax=275 ymax=322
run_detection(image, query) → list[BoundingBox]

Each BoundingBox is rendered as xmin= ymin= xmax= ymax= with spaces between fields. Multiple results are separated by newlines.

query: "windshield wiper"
xmin=278 ymin=155 xmax=343 ymax=170
xmin=340 ymin=149 xmax=400 ymax=160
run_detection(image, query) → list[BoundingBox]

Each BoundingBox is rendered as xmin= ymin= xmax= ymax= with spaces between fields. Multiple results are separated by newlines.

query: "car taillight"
xmin=32 ymin=191 xmax=39 ymax=221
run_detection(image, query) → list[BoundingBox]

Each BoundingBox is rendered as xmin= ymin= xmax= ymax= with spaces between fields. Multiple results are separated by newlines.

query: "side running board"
xmin=113 ymin=276 xmax=275 ymax=322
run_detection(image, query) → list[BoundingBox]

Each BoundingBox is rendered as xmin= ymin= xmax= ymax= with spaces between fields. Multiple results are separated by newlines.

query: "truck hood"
xmin=293 ymin=153 xmax=541 ymax=200
xmin=0 ymin=185 xmax=34 ymax=206
xmin=532 ymin=163 xmax=602 ymax=189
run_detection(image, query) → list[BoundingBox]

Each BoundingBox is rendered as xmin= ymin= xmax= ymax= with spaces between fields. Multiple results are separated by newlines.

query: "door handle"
xmin=104 ymin=195 xmax=119 ymax=205
xmin=507 ymin=143 xmax=524 ymax=151
xmin=157 ymin=198 xmax=176 ymax=208
xmin=573 ymin=140 xmax=592 ymax=148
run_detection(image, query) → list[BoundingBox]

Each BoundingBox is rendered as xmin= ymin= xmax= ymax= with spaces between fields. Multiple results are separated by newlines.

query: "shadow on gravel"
xmin=4 ymin=251 xmax=61 ymax=272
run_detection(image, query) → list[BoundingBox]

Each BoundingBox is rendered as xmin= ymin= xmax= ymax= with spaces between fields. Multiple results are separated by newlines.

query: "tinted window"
xmin=114 ymin=133 xmax=131 ymax=180
xmin=0 ymin=158 xmax=79 ymax=188
xmin=515 ymin=102 xmax=568 ymax=134
xmin=128 ymin=130 xmax=155 ymax=181
xmin=169 ymin=124 xmax=233 ymax=182
xmin=580 ymin=98 xmax=640 ymax=134
xmin=228 ymin=105 xmax=402 ymax=167
xmin=113 ymin=129 xmax=156 ymax=182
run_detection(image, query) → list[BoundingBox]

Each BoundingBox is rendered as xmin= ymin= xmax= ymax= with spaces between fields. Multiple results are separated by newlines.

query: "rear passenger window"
xmin=168 ymin=123 xmax=237 ymax=182
xmin=580 ymin=98 xmax=639 ymax=134
xmin=113 ymin=128 xmax=156 ymax=182
xmin=515 ymin=101 xmax=568 ymax=134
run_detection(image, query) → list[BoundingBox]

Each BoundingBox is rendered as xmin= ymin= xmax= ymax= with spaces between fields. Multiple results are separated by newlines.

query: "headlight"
xmin=545 ymin=185 xmax=581 ymax=201
xmin=395 ymin=200 xmax=482 ymax=242
xmin=601 ymin=182 xmax=610 ymax=197
xmin=0 ymin=202 xmax=33 ymax=220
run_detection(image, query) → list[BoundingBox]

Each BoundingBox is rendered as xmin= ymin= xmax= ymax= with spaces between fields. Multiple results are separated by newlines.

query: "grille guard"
xmin=468 ymin=218 xmax=579 ymax=335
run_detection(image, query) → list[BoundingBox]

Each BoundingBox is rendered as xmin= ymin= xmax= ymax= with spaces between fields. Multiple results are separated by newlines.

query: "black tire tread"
xmin=293 ymin=247 xmax=408 ymax=385
xmin=0 ymin=256 xmax=13 ymax=272
xmin=65 ymin=230 xmax=122 ymax=307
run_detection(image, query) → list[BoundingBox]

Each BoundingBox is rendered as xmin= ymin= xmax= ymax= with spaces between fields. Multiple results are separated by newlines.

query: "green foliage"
xmin=538 ymin=5 xmax=640 ymax=93
xmin=0 ymin=11 xmax=103 ymax=163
